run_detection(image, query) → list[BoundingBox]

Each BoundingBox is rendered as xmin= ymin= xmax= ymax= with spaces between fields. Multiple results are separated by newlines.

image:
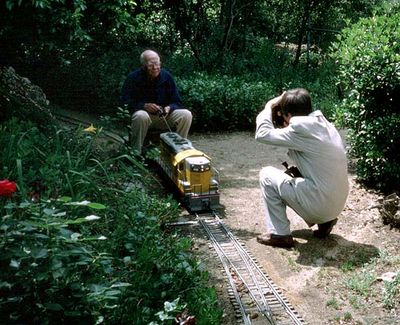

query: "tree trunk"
xmin=293 ymin=1 xmax=311 ymax=66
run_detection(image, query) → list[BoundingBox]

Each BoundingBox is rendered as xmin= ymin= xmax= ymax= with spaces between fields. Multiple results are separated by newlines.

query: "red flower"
xmin=0 ymin=179 xmax=17 ymax=198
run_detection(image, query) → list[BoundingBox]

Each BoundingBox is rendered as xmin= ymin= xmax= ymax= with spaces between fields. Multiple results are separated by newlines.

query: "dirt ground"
xmin=181 ymin=131 xmax=400 ymax=325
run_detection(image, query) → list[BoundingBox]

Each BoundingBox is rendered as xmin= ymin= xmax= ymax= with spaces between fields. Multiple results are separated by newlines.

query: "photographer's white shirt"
xmin=255 ymin=105 xmax=349 ymax=224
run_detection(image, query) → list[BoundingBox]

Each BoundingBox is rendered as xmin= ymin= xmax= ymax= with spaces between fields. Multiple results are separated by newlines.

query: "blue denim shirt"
xmin=121 ymin=68 xmax=183 ymax=112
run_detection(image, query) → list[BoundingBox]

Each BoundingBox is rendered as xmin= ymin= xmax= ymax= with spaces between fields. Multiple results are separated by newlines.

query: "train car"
xmin=157 ymin=132 xmax=220 ymax=212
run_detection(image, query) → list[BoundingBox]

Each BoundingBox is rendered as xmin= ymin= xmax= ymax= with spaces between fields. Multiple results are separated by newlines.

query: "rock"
xmin=0 ymin=66 xmax=55 ymax=125
xmin=378 ymin=193 xmax=400 ymax=229
xmin=377 ymin=272 xmax=398 ymax=283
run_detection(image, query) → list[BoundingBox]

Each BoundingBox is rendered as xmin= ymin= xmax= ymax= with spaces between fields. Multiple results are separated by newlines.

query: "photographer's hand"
xmin=270 ymin=92 xmax=285 ymax=106
xmin=271 ymin=92 xmax=286 ymax=128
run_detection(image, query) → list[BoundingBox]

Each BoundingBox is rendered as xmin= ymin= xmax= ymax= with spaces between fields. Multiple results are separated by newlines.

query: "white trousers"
xmin=259 ymin=166 xmax=320 ymax=236
xmin=130 ymin=109 xmax=192 ymax=153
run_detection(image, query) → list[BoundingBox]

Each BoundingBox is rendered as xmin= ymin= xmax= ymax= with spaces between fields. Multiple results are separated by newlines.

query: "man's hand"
xmin=270 ymin=92 xmax=285 ymax=106
xmin=157 ymin=106 xmax=171 ymax=118
xmin=144 ymin=103 xmax=162 ymax=114
xmin=271 ymin=92 xmax=285 ymax=128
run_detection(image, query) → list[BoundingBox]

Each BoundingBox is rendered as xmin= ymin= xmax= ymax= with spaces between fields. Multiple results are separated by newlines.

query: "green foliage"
xmin=0 ymin=118 xmax=222 ymax=324
xmin=0 ymin=198 xmax=110 ymax=324
xmin=0 ymin=119 xmax=109 ymax=200
xmin=178 ymin=72 xmax=274 ymax=131
xmin=331 ymin=8 xmax=400 ymax=192
xmin=342 ymin=250 xmax=400 ymax=312
xmin=1 ymin=0 xmax=385 ymax=118
xmin=38 ymin=47 xmax=137 ymax=114
xmin=1 ymin=0 xmax=138 ymax=54
xmin=383 ymin=273 xmax=400 ymax=310
xmin=176 ymin=48 xmax=340 ymax=132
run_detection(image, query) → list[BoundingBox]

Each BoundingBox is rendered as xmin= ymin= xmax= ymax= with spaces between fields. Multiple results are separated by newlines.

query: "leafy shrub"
xmin=0 ymin=198 xmax=110 ymax=324
xmin=330 ymin=8 xmax=400 ymax=192
xmin=178 ymin=62 xmax=340 ymax=132
xmin=0 ymin=119 xmax=112 ymax=200
xmin=178 ymin=72 xmax=275 ymax=131
xmin=0 ymin=118 xmax=222 ymax=324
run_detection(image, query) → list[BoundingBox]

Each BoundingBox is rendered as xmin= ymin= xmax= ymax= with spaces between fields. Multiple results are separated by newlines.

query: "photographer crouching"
xmin=255 ymin=88 xmax=349 ymax=248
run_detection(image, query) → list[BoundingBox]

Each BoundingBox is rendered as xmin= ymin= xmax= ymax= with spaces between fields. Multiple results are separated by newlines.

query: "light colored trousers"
xmin=259 ymin=166 xmax=318 ymax=236
xmin=131 ymin=109 xmax=192 ymax=153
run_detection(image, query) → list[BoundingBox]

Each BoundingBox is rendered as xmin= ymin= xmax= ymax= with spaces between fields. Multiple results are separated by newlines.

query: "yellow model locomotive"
xmin=157 ymin=132 xmax=220 ymax=212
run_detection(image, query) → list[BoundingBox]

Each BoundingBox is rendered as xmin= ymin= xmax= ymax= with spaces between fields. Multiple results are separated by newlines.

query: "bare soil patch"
xmin=186 ymin=131 xmax=400 ymax=325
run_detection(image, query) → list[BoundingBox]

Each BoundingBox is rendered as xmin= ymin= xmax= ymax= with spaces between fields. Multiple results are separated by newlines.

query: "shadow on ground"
xmin=292 ymin=229 xmax=380 ymax=268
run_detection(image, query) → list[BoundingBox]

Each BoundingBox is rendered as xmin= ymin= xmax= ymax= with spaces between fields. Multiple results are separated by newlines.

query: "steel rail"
xmin=214 ymin=215 xmax=274 ymax=317
xmin=200 ymin=216 xmax=275 ymax=324
xmin=199 ymin=217 xmax=275 ymax=324
xmin=196 ymin=213 xmax=305 ymax=325
xmin=198 ymin=217 xmax=252 ymax=325
xmin=215 ymin=216 xmax=304 ymax=325
xmin=220 ymin=250 xmax=253 ymax=325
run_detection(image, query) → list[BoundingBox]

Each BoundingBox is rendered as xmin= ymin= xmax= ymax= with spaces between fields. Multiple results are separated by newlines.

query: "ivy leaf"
xmin=31 ymin=248 xmax=48 ymax=259
xmin=9 ymin=259 xmax=20 ymax=268
xmin=44 ymin=303 xmax=63 ymax=311
xmin=87 ymin=202 xmax=106 ymax=209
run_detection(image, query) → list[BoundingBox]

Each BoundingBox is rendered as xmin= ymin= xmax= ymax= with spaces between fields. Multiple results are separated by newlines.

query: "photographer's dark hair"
xmin=281 ymin=88 xmax=312 ymax=116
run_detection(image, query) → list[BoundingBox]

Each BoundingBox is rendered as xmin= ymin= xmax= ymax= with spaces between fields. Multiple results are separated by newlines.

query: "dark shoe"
xmin=257 ymin=233 xmax=295 ymax=248
xmin=313 ymin=218 xmax=338 ymax=238
xmin=306 ymin=221 xmax=315 ymax=228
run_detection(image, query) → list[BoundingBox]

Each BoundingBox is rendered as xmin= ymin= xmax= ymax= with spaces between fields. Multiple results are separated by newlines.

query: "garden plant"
xmin=0 ymin=118 xmax=222 ymax=324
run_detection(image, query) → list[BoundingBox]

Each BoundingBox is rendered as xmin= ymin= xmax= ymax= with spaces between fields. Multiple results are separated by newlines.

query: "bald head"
xmin=140 ymin=50 xmax=161 ymax=80
xmin=140 ymin=50 xmax=160 ymax=66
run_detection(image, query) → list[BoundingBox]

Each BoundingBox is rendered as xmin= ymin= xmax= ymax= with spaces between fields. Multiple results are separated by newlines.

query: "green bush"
xmin=330 ymin=9 xmax=400 ymax=192
xmin=177 ymin=63 xmax=340 ymax=132
xmin=173 ymin=39 xmax=340 ymax=132
xmin=0 ymin=118 xmax=222 ymax=324
xmin=178 ymin=72 xmax=275 ymax=131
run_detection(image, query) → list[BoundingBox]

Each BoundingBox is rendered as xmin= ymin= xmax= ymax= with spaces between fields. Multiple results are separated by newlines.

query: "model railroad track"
xmin=195 ymin=212 xmax=305 ymax=325
xmin=54 ymin=111 xmax=305 ymax=325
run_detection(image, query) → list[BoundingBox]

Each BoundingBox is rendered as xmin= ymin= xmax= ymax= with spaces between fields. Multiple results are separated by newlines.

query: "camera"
xmin=272 ymin=103 xmax=285 ymax=128
xmin=157 ymin=106 xmax=167 ymax=118
xmin=282 ymin=161 xmax=303 ymax=178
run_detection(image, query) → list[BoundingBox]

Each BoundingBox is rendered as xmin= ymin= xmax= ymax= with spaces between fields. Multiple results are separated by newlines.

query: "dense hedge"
xmin=331 ymin=9 xmax=400 ymax=192
xmin=176 ymin=61 xmax=339 ymax=133
xmin=178 ymin=73 xmax=274 ymax=131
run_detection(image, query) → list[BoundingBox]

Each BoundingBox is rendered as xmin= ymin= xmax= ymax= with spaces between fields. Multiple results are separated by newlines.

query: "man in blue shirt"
xmin=121 ymin=50 xmax=192 ymax=154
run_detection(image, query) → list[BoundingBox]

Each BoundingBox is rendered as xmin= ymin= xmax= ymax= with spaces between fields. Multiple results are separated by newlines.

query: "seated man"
xmin=121 ymin=49 xmax=192 ymax=154
xmin=255 ymin=88 xmax=349 ymax=248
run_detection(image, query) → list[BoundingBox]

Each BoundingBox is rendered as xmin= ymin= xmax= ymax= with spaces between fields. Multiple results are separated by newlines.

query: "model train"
xmin=157 ymin=132 xmax=220 ymax=212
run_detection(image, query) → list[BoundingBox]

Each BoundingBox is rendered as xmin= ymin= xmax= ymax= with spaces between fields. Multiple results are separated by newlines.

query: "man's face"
xmin=144 ymin=55 xmax=161 ymax=80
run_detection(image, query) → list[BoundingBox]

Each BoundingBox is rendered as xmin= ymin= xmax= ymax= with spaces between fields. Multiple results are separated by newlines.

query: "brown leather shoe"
xmin=313 ymin=218 xmax=338 ymax=238
xmin=256 ymin=233 xmax=295 ymax=248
